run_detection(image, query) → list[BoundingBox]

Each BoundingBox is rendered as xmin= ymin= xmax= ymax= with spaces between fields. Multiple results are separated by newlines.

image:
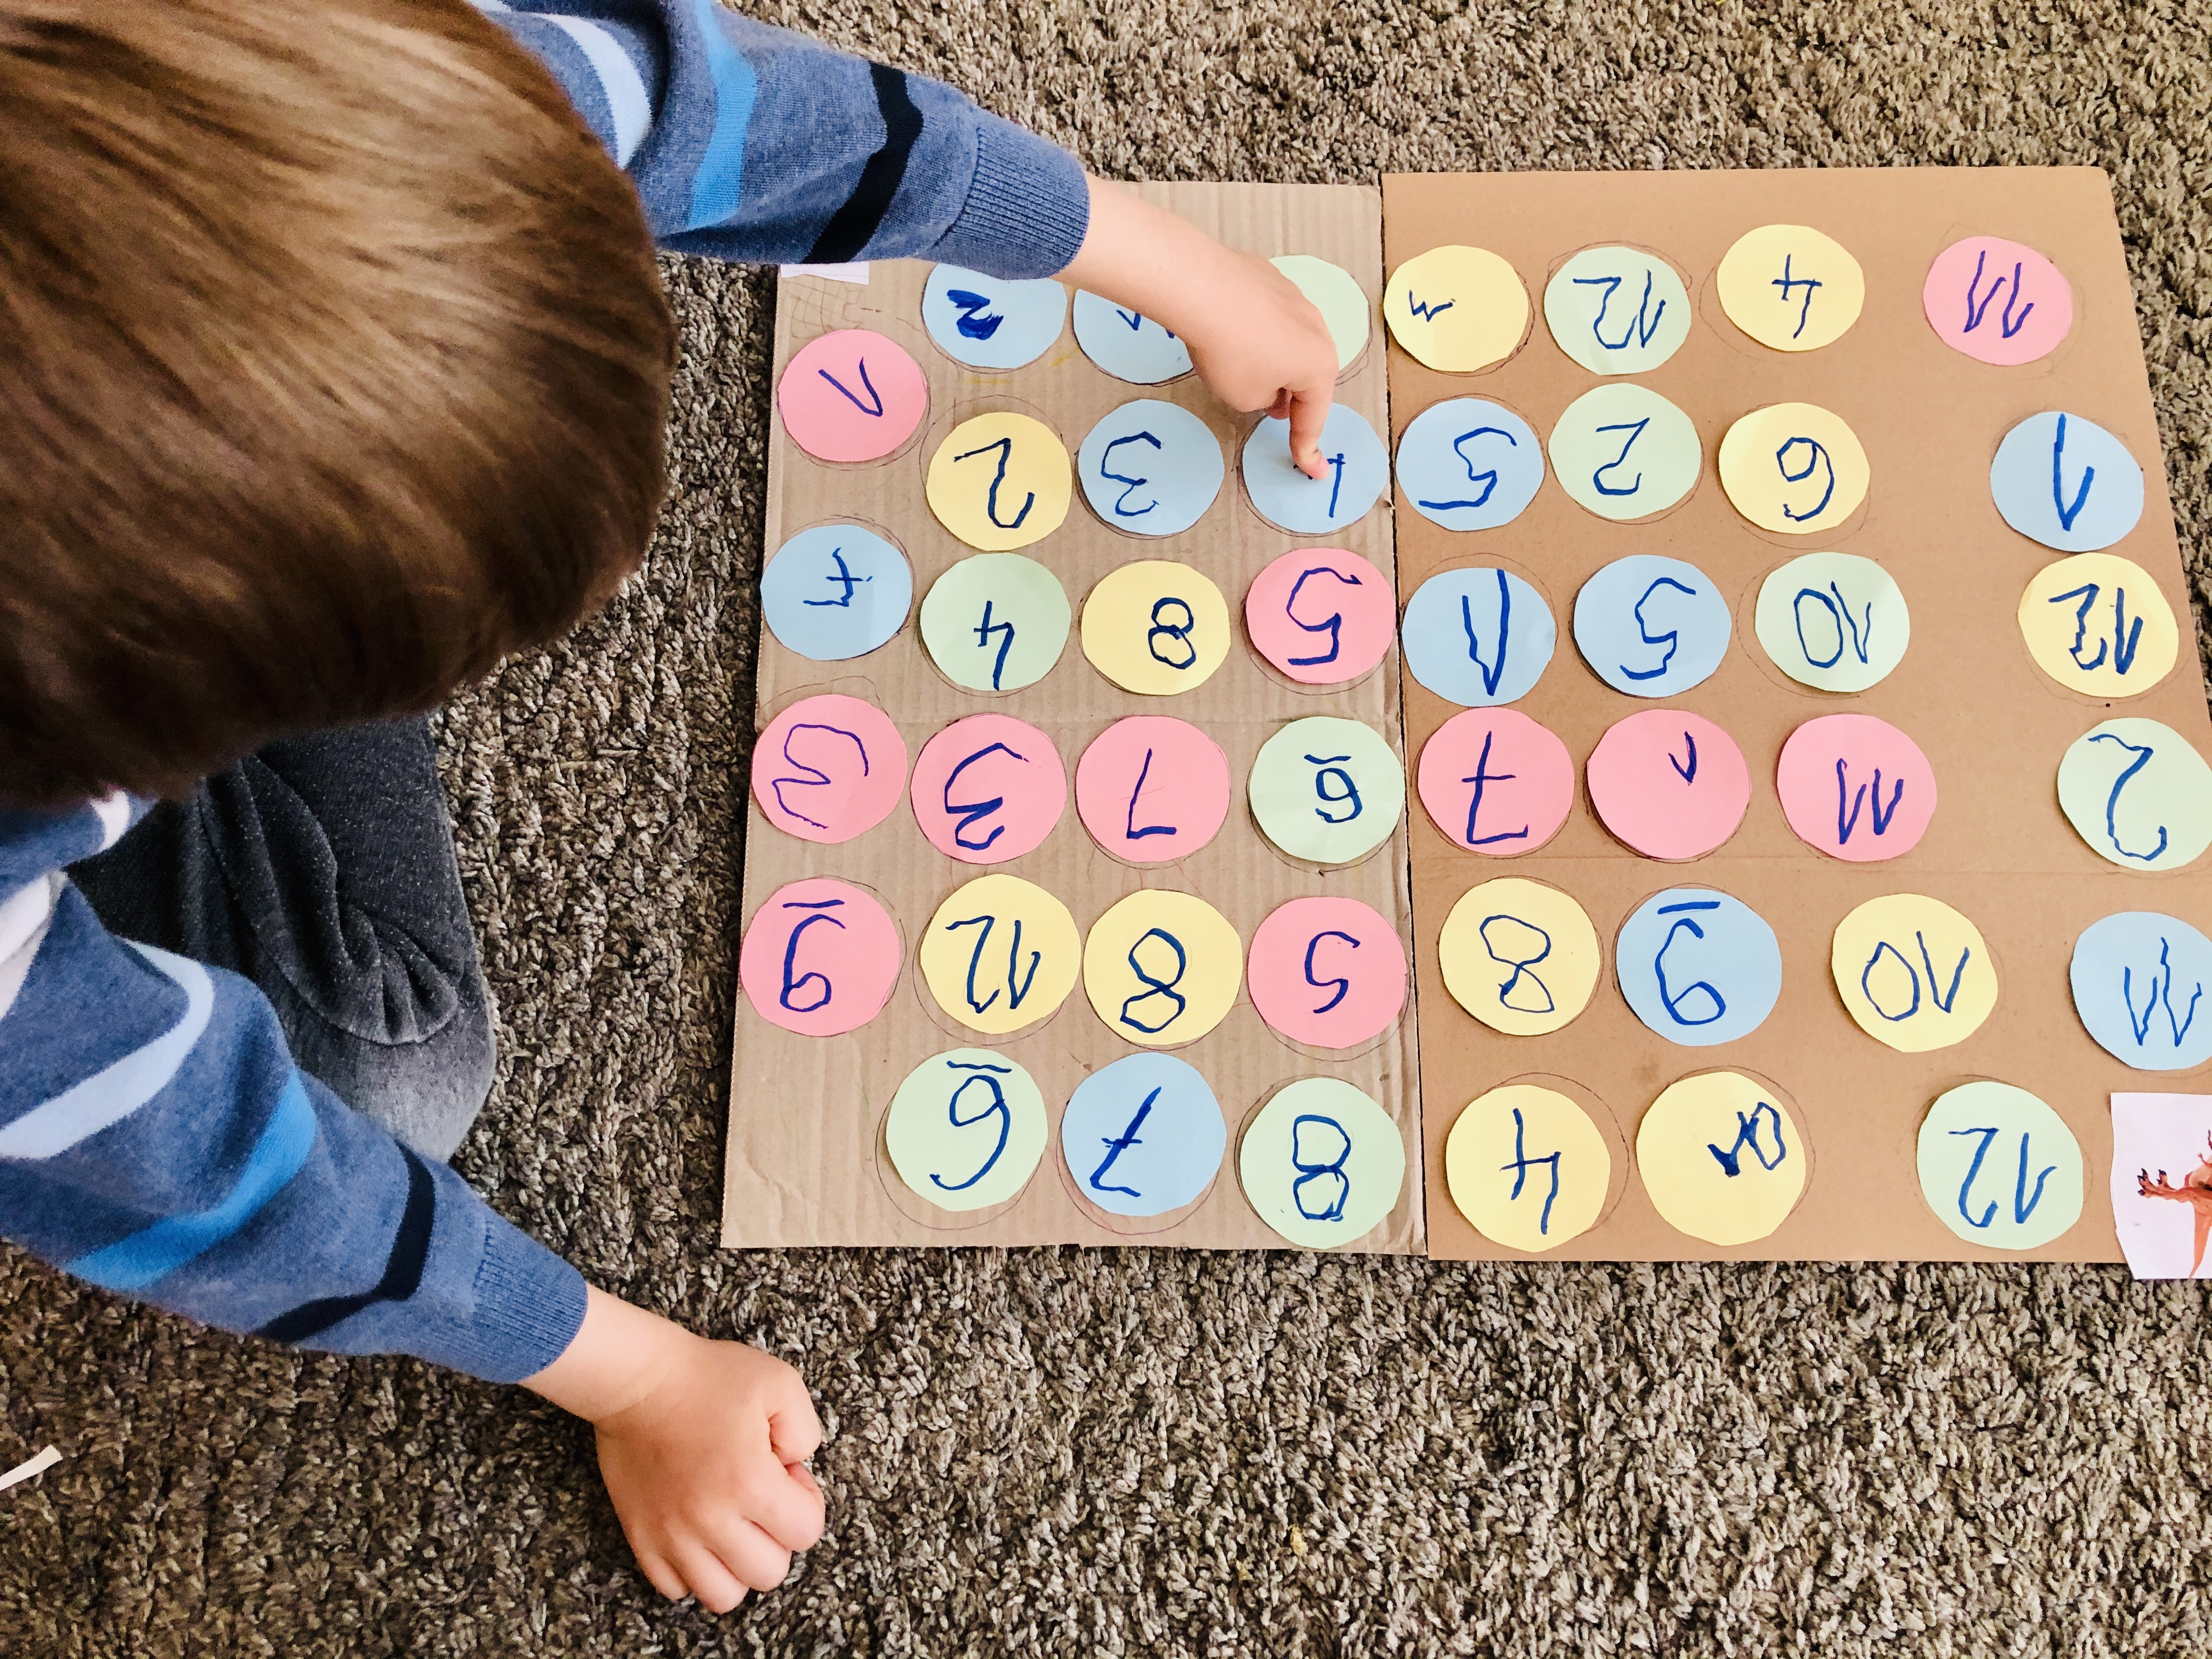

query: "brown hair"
xmin=0 ymin=0 xmax=675 ymax=809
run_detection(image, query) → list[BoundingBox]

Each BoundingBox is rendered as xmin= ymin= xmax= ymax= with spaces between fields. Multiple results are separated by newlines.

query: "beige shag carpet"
xmin=7 ymin=2 xmax=2212 ymax=1653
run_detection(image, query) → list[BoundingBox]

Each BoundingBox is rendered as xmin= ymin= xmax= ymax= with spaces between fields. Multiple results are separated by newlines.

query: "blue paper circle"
xmin=1076 ymin=399 xmax=1224 ymax=537
xmin=1989 ymin=411 xmax=2146 ymax=552
xmin=1060 ymin=1053 xmax=1227 ymax=1217
xmin=1240 ymin=404 xmax=1390 ymax=534
xmin=760 ymin=524 xmax=912 ymax=661
xmin=921 ymin=264 xmax=1068 ymax=370
xmin=1400 ymin=567 xmax=1556 ymax=708
xmin=2070 ymin=911 xmax=2212 ymax=1072
xmin=1395 ymin=398 xmax=1545 ymax=532
xmin=1572 ymin=554 xmax=1733 ymax=697
xmin=1617 ymin=888 xmax=1783 ymax=1047
xmin=1072 ymin=291 xmax=1193 ymax=384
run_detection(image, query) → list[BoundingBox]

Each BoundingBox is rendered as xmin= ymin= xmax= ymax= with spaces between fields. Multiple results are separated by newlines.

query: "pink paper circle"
xmin=1585 ymin=709 xmax=1751 ymax=861
xmin=1074 ymin=716 xmax=1231 ymax=863
xmin=1247 ymin=897 xmax=1408 ymax=1048
xmin=751 ymin=693 xmax=908 ymax=844
xmin=1776 ymin=713 xmax=1938 ymax=862
xmin=738 ymin=877 xmax=900 ymax=1036
xmin=908 ymin=714 xmax=1066 ymax=864
xmin=1415 ymin=708 xmax=1576 ymax=856
xmin=1922 ymin=238 xmax=2073 ymax=366
xmin=1243 ymin=549 xmax=1397 ymax=684
xmin=776 ymin=329 xmax=929 ymax=462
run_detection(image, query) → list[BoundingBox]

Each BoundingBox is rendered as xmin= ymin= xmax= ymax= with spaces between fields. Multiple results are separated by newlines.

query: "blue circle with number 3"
xmin=760 ymin=523 xmax=912 ymax=661
xmin=1616 ymin=888 xmax=1783 ymax=1047
xmin=1395 ymin=398 xmax=1546 ymax=532
xmin=1077 ymin=400 xmax=1224 ymax=537
xmin=1060 ymin=1052 xmax=1227 ymax=1217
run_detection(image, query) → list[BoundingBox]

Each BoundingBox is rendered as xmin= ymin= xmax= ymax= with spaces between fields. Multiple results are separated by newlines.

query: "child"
xmin=0 ymin=0 xmax=1336 ymax=1615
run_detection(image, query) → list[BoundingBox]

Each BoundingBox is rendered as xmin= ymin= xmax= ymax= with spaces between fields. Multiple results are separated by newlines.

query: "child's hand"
xmin=1061 ymin=177 xmax=1340 ymax=479
xmin=525 ymin=1288 xmax=826 ymax=1612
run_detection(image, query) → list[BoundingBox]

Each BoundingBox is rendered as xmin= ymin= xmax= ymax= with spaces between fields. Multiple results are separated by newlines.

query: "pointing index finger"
xmin=1288 ymin=381 xmax=1334 ymax=481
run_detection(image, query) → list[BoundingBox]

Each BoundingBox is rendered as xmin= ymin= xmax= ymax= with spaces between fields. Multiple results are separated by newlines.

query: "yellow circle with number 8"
xmin=926 ymin=412 xmax=1072 ymax=552
xmin=1081 ymin=560 xmax=1231 ymax=695
xmin=1082 ymin=889 xmax=1243 ymax=1047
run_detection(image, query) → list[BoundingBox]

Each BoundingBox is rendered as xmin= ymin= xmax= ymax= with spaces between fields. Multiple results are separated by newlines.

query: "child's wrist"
xmin=522 ymin=1286 xmax=697 ymax=1424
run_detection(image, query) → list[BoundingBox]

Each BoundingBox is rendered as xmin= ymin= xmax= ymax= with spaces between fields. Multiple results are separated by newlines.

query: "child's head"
xmin=0 ymin=0 xmax=674 ymax=810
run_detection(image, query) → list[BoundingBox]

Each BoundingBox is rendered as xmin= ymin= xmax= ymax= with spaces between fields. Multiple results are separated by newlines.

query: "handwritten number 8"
xmin=1290 ymin=1113 xmax=1352 ymax=1222
xmin=1147 ymin=596 xmax=1199 ymax=669
xmin=1119 ymin=927 xmax=1189 ymax=1034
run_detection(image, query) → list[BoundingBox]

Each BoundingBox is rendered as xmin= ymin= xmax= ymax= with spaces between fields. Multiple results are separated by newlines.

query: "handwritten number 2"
xmin=953 ymin=437 xmax=1035 ymax=530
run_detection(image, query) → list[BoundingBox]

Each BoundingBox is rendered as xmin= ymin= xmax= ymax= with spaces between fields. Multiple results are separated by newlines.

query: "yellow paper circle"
xmin=1239 ymin=1077 xmax=1407 ymax=1250
xmin=1381 ymin=245 xmax=1530 ymax=373
xmin=1718 ymin=403 xmax=1870 ymax=535
xmin=1637 ymin=1072 xmax=1809 ymax=1246
xmin=884 ymin=1048 xmax=1049 ymax=1211
xmin=1446 ymin=1084 xmax=1612 ymax=1252
xmin=1080 ymin=560 xmax=1231 ymax=695
xmin=1438 ymin=878 xmax=1600 ymax=1037
xmin=1082 ymin=889 xmax=1244 ymax=1048
xmin=1715 ymin=224 xmax=1866 ymax=352
xmin=2017 ymin=554 xmax=2179 ymax=699
xmin=1271 ymin=255 xmax=1372 ymax=372
xmin=918 ymin=873 xmax=1080 ymax=1035
xmin=925 ymin=412 xmax=1073 ymax=552
xmin=1830 ymin=894 xmax=1998 ymax=1053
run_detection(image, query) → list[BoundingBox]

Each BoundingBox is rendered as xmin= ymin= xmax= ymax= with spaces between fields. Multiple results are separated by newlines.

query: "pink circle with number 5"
xmin=909 ymin=714 xmax=1066 ymax=864
xmin=1776 ymin=713 xmax=1938 ymax=862
xmin=1922 ymin=239 xmax=2073 ymax=366
xmin=1244 ymin=549 xmax=1397 ymax=684
xmin=777 ymin=329 xmax=929 ymax=462
xmin=1074 ymin=716 xmax=1232 ymax=864
xmin=738 ymin=877 xmax=901 ymax=1036
xmin=751 ymin=693 xmax=908 ymax=844
xmin=1247 ymin=896 xmax=1408 ymax=1048
xmin=1415 ymin=708 xmax=1576 ymax=856
xmin=1585 ymin=709 xmax=1751 ymax=861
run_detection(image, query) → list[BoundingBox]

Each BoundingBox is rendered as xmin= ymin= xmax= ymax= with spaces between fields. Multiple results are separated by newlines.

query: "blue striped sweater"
xmin=0 ymin=3 xmax=1088 ymax=1384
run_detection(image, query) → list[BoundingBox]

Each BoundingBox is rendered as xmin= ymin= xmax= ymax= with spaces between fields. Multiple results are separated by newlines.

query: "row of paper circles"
xmin=865 ymin=1039 xmax=2101 ymax=1254
xmin=740 ymin=854 xmax=2212 ymax=1074
xmin=756 ymin=682 xmax=2212 ymax=876
xmin=768 ymin=528 xmax=2184 ymax=707
xmin=787 ymin=230 xmax=2079 ymax=416
xmin=783 ymin=340 xmax=2149 ymax=556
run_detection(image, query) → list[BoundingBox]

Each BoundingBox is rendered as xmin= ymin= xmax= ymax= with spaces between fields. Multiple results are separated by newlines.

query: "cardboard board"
xmin=726 ymin=183 xmax=1424 ymax=1252
xmin=1383 ymin=167 xmax=2212 ymax=1262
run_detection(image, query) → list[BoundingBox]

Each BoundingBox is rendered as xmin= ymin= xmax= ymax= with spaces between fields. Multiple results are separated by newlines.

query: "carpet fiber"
xmin=8 ymin=2 xmax=2212 ymax=1653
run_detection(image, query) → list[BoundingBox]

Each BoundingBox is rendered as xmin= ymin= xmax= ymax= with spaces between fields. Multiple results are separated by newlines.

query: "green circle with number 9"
xmin=1239 ymin=1077 xmax=1406 ymax=1250
xmin=885 ymin=1048 xmax=1050 ymax=1212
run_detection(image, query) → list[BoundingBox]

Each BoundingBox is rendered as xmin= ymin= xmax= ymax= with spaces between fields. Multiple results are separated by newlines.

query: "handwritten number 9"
xmin=931 ymin=1063 xmax=1013 ymax=1193
xmin=778 ymin=900 xmax=848 ymax=1013
xmin=1147 ymin=596 xmax=1198 ymax=669
xmin=1653 ymin=902 xmax=1726 ymax=1027
xmin=1307 ymin=753 xmax=1362 ymax=823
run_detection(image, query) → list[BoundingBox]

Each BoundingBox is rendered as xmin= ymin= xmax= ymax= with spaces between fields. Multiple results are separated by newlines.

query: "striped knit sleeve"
xmin=0 ymin=810 xmax=584 ymax=1386
xmin=477 ymin=0 xmax=1090 ymax=279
